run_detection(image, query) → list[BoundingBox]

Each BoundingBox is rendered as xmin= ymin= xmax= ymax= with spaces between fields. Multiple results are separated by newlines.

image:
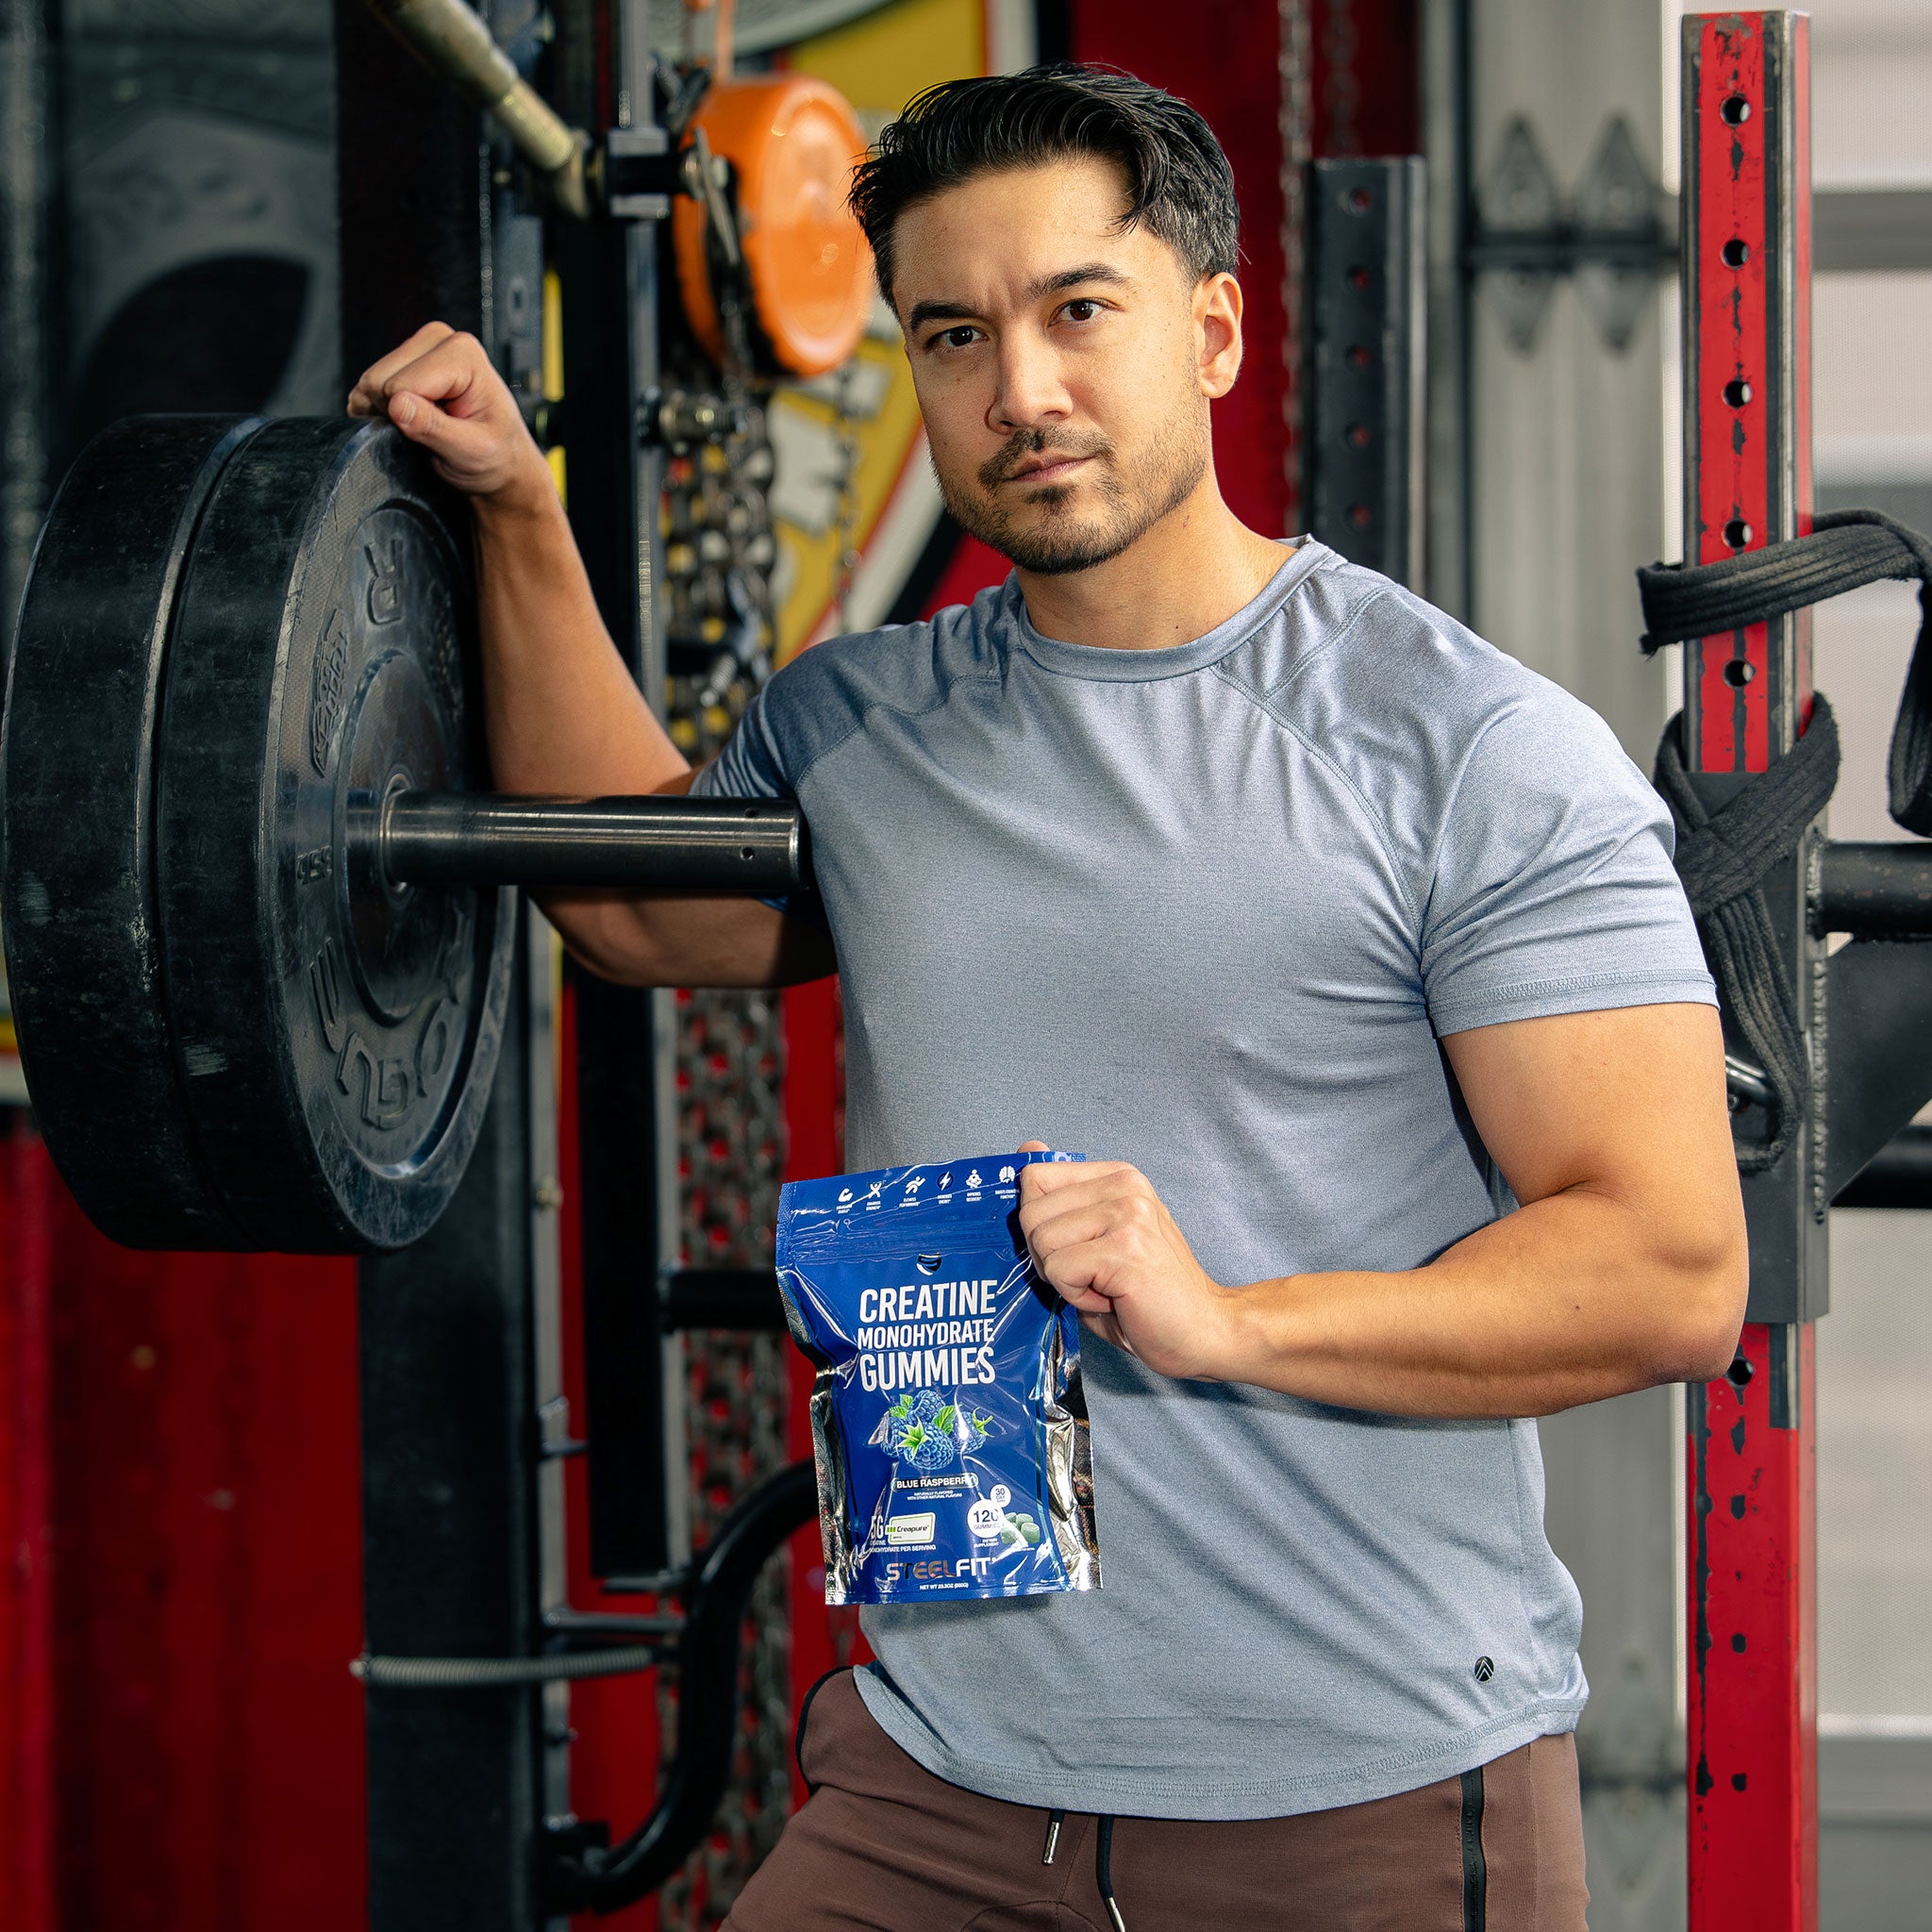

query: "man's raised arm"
xmin=346 ymin=323 xmax=834 ymax=990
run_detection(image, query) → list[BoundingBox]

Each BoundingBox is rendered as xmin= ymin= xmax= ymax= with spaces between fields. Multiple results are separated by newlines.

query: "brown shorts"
xmin=724 ymin=1671 xmax=1588 ymax=1932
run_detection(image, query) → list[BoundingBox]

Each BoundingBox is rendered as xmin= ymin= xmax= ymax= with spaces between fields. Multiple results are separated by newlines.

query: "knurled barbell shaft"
xmin=378 ymin=792 xmax=807 ymax=894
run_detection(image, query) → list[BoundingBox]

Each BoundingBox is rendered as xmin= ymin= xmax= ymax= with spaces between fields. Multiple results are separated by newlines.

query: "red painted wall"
xmin=1074 ymin=0 xmax=1296 ymax=536
xmin=1 ymin=1124 xmax=57 ymax=1932
xmin=0 ymin=1124 xmax=365 ymax=1932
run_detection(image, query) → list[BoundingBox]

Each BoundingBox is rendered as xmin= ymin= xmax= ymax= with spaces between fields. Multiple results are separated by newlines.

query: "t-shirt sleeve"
xmin=690 ymin=682 xmax=791 ymax=800
xmin=688 ymin=686 xmax=828 ymax=930
xmin=1420 ymin=693 xmax=1715 ymax=1036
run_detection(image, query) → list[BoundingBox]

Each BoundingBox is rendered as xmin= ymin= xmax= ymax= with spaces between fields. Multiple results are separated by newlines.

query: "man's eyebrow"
xmin=904 ymin=264 xmax=1133 ymax=338
xmin=905 ymin=297 xmax=978 ymax=334
xmin=1026 ymin=262 xmax=1131 ymax=302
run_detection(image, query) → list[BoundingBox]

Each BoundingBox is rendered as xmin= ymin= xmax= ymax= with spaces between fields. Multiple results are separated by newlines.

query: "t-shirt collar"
xmin=1004 ymin=539 xmax=1331 ymax=682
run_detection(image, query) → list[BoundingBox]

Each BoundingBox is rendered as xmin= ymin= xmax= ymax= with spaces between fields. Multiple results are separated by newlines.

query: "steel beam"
xmin=550 ymin=0 xmax=688 ymax=1586
xmin=1679 ymin=16 xmax=1818 ymax=1931
xmin=1303 ymin=157 xmax=1427 ymax=587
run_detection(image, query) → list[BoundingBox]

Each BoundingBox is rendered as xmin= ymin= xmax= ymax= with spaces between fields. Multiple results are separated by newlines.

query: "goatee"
xmin=938 ymin=420 xmax=1208 ymax=576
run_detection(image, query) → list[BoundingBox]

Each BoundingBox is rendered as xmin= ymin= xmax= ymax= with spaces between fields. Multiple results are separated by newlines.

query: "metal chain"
xmin=825 ymin=356 xmax=863 ymax=636
xmin=656 ymin=189 xmax=794 ymax=1922
xmin=1277 ymin=0 xmax=1313 ymax=535
xmin=647 ymin=120 xmax=889 ymax=1922
xmin=662 ymin=412 xmax=775 ymax=713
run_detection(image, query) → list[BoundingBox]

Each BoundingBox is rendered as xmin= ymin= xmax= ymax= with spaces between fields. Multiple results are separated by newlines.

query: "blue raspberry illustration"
xmin=903 ymin=1427 xmax=957 ymax=1472
xmin=882 ymin=1390 xmax=964 ymax=1470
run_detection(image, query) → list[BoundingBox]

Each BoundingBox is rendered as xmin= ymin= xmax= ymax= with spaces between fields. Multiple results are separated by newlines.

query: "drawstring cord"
xmin=1095 ymin=1814 xmax=1127 ymax=1932
xmin=1041 ymin=1809 xmax=1064 ymax=1864
xmin=1041 ymin=1807 xmax=1127 ymax=1929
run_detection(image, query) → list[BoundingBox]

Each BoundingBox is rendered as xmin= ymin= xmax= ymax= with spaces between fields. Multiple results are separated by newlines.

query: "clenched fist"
xmin=1016 ymin=1141 xmax=1242 ymax=1383
xmin=346 ymin=322 xmax=553 ymax=513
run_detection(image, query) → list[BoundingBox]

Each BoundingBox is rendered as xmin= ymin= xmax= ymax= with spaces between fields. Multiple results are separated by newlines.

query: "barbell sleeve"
xmin=1815 ymin=841 xmax=1932 ymax=937
xmin=364 ymin=0 xmax=591 ymax=217
xmin=377 ymin=792 xmax=808 ymax=894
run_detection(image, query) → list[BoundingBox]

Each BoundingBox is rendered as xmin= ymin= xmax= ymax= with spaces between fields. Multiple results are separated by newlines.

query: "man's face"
xmin=890 ymin=158 xmax=1240 ymax=575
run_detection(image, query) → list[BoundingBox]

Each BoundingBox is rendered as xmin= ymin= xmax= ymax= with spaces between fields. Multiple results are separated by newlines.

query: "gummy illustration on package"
xmin=775 ymin=1152 xmax=1101 ymax=1605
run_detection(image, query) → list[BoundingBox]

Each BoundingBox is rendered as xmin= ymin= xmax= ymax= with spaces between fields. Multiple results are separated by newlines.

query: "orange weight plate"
xmin=675 ymin=75 xmax=874 ymax=378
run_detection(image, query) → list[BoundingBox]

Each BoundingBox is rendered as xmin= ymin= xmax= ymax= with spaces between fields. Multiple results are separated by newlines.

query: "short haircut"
xmin=848 ymin=62 xmax=1241 ymax=306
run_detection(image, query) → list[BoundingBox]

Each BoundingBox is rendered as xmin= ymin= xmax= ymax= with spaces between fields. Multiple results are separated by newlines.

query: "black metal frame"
xmin=547 ymin=0 xmax=691 ymax=1588
xmin=544 ymin=1460 xmax=817 ymax=1912
xmin=1304 ymin=157 xmax=1426 ymax=587
xmin=336 ymin=6 xmax=555 ymax=1925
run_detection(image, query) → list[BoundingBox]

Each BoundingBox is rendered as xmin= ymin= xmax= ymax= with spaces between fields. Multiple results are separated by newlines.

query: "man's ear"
xmin=1196 ymin=272 xmax=1245 ymax=399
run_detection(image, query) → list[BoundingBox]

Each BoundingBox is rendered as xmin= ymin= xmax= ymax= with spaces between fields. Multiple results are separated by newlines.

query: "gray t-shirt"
xmin=696 ymin=539 xmax=1713 ymax=1820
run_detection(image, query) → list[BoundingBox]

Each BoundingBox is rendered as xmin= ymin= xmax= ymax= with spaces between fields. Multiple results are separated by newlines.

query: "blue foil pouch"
xmin=776 ymin=1151 xmax=1101 ymax=1606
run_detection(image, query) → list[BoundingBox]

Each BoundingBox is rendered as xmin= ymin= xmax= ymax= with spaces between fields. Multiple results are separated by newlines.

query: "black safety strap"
xmin=1635 ymin=508 xmax=1932 ymax=1172
xmin=1653 ymin=703 xmax=1838 ymax=1171
xmin=1640 ymin=508 xmax=1932 ymax=833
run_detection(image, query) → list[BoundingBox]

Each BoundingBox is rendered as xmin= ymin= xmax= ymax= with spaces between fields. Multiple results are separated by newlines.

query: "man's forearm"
xmin=467 ymin=477 xmax=825 ymax=989
xmin=472 ymin=477 xmax=687 ymax=798
xmin=471 ymin=478 xmax=689 ymax=976
xmin=1212 ymin=1185 xmax=1745 ymax=1419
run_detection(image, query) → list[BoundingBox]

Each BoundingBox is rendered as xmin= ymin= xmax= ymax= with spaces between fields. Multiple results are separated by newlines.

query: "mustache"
xmin=977 ymin=429 xmax=1113 ymax=491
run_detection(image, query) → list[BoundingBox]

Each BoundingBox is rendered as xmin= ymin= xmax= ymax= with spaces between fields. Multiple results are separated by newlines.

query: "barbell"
xmin=0 ymin=415 xmax=805 ymax=1254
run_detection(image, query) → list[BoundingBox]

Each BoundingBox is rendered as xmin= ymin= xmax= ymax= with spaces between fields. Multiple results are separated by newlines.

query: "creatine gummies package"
xmin=776 ymin=1151 xmax=1101 ymax=1606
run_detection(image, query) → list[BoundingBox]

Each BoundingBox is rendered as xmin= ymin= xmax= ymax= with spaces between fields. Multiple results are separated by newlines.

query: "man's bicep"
xmin=1440 ymin=1003 xmax=1731 ymax=1210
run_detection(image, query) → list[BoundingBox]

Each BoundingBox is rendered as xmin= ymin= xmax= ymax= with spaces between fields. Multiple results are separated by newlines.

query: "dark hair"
xmin=849 ymin=63 xmax=1241 ymax=304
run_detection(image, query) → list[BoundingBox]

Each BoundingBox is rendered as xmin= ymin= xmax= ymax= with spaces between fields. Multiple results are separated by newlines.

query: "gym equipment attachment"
xmin=367 ymin=0 xmax=592 ymax=216
xmin=0 ymin=415 xmax=806 ymax=1255
xmin=671 ymin=74 xmax=874 ymax=378
xmin=367 ymin=0 xmax=873 ymax=376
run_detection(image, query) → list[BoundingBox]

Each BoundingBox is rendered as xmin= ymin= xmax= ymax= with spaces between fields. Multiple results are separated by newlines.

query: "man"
xmin=349 ymin=63 xmax=1744 ymax=1932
